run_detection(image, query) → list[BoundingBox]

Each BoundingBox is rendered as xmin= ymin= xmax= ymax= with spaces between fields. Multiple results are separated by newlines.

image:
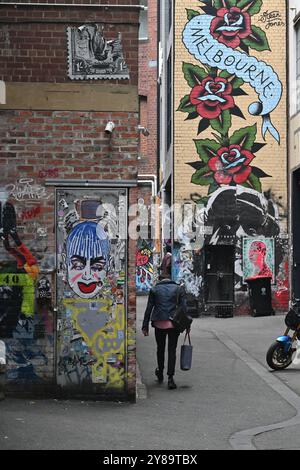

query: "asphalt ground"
xmin=0 ymin=296 xmax=299 ymax=451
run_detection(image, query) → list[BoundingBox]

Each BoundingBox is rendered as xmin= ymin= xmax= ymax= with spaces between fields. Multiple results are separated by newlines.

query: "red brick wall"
xmin=0 ymin=1 xmax=139 ymax=400
xmin=138 ymin=0 xmax=157 ymax=176
xmin=0 ymin=4 xmax=139 ymax=84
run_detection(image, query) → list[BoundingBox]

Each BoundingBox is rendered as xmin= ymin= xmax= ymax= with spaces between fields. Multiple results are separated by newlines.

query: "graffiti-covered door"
xmin=56 ymin=189 xmax=127 ymax=393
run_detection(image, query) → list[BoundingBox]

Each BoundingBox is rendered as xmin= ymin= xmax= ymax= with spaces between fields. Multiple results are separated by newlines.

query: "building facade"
xmin=136 ymin=0 xmax=159 ymax=296
xmin=289 ymin=0 xmax=300 ymax=301
xmin=0 ymin=0 xmax=142 ymax=400
xmin=159 ymin=0 xmax=289 ymax=316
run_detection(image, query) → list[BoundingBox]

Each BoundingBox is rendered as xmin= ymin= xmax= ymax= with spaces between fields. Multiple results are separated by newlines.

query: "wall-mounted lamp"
xmin=105 ymin=121 xmax=115 ymax=135
xmin=138 ymin=125 xmax=150 ymax=137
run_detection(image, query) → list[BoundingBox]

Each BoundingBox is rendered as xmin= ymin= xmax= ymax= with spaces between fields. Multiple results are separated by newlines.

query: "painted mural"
xmin=136 ymin=239 xmax=154 ymax=293
xmin=56 ymin=190 xmax=127 ymax=390
xmin=0 ymin=191 xmax=54 ymax=382
xmin=67 ymin=24 xmax=130 ymax=80
xmin=175 ymin=0 xmax=288 ymax=311
xmin=243 ymin=237 xmax=274 ymax=281
xmin=180 ymin=0 xmax=282 ymax=194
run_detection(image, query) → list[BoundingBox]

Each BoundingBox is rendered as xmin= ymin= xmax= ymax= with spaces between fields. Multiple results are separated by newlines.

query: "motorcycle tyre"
xmin=266 ymin=342 xmax=294 ymax=371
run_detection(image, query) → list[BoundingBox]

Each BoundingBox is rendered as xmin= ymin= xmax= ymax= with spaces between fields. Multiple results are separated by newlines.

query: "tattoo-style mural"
xmin=56 ymin=189 xmax=127 ymax=390
xmin=181 ymin=0 xmax=282 ymax=144
xmin=67 ymin=24 xmax=130 ymax=80
xmin=175 ymin=0 xmax=288 ymax=313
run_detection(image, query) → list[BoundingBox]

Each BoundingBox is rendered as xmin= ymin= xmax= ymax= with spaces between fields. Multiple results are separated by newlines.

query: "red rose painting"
xmin=189 ymin=76 xmax=235 ymax=120
xmin=210 ymin=7 xmax=252 ymax=49
xmin=208 ymin=144 xmax=254 ymax=184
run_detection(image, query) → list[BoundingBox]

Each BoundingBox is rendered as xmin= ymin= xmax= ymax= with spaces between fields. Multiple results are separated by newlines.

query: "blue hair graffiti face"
xmin=66 ymin=221 xmax=110 ymax=298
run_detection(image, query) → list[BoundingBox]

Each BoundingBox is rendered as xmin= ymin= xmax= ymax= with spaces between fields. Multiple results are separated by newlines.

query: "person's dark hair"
xmin=165 ymin=245 xmax=172 ymax=254
xmin=159 ymin=264 xmax=172 ymax=280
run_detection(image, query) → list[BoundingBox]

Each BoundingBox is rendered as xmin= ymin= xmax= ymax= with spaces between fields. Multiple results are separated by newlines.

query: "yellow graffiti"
xmin=0 ymin=273 xmax=35 ymax=317
xmin=62 ymin=298 xmax=125 ymax=389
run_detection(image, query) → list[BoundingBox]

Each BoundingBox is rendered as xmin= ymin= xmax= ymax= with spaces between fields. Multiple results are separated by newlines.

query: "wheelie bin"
xmin=246 ymin=277 xmax=275 ymax=317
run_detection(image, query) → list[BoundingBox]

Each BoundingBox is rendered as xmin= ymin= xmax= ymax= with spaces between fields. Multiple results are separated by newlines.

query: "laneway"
xmin=0 ymin=298 xmax=299 ymax=450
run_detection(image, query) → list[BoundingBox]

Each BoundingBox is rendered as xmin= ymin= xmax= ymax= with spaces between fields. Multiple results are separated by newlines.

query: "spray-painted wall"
xmin=136 ymin=239 xmax=154 ymax=294
xmin=56 ymin=189 xmax=127 ymax=391
xmin=174 ymin=0 xmax=288 ymax=313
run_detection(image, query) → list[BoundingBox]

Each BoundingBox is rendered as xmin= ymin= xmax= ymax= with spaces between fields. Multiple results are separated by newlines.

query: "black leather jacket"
xmin=142 ymin=279 xmax=187 ymax=331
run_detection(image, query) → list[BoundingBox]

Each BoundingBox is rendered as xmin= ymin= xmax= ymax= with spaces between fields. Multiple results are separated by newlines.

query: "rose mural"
xmin=178 ymin=0 xmax=279 ymax=195
xmin=189 ymin=76 xmax=235 ymax=120
xmin=210 ymin=6 xmax=252 ymax=49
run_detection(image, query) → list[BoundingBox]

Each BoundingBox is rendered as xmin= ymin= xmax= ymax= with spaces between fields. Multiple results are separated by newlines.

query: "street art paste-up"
xmin=56 ymin=190 xmax=127 ymax=389
xmin=243 ymin=237 xmax=275 ymax=281
xmin=65 ymin=221 xmax=110 ymax=299
xmin=136 ymin=239 xmax=154 ymax=293
xmin=176 ymin=1 xmax=288 ymax=311
xmin=67 ymin=23 xmax=130 ymax=80
xmin=0 ymin=200 xmax=39 ymax=280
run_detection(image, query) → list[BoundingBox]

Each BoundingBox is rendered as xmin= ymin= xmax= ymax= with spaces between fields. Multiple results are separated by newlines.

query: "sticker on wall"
xmin=67 ymin=23 xmax=130 ymax=80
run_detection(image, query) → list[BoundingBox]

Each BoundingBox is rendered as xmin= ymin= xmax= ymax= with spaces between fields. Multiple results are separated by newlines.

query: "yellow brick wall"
xmin=174 ymin=0 xmax=287 ymax=221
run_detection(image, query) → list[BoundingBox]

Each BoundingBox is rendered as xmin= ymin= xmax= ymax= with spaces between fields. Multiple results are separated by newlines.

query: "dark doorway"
xmin=292 ymin=168 xmax=300 ymax=299
xmin=204 ymin=245 xmax=235 ymax=304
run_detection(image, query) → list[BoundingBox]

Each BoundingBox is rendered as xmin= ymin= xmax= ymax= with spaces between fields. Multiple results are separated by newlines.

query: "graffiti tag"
xmin=19 ymin=206 xmax=42 ymax=221
xmin=5 ymin=178 xmax=51 ymax=201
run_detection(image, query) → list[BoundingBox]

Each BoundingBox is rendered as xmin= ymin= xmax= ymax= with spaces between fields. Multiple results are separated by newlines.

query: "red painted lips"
xmin=78 ymin=282 xmax=98 ymax=294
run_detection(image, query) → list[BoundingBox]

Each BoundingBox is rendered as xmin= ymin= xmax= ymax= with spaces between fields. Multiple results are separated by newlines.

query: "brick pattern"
xmin=174 ymin=0 xmax=288 ymax=210
xmin=0 ymin=6 xmax=139 ymax=84
xmin=0 ymin=2 xmax=140 ymax=399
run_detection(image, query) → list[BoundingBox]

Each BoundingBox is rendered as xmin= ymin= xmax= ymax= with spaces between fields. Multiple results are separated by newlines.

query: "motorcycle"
xmin=266 ymin=300 xmax=300 ymax=370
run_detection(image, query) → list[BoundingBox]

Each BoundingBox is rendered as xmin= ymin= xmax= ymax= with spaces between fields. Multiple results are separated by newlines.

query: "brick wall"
xmin=136 ymin=0 xmax=159 ymax=294
xmin=0 ymin=1 xmax=140 ymax=399
xmin=0 ymin=3 xmax=139 ymax=84
xmin=172 ymin=0 xmax=289 ymax=314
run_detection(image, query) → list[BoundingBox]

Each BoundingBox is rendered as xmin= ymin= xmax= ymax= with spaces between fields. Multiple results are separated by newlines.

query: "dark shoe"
xmin=167 ymin=376 xmax=177 ymax=390
xmin=155 ymin=368 xmax=163 ymax=383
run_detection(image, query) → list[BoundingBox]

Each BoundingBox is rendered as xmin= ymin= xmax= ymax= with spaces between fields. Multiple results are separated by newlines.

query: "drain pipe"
xmin=137 ymin=180 xmax=155 ymax=198
xmin=137 ymin=174 xmax=157 ymax=198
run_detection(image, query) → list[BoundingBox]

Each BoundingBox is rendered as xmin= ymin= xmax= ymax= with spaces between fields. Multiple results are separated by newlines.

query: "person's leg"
xmin=167 ymin=328 xmax=180 ymax=378
xmin=154 ymin=328 xmax=167 ymax=380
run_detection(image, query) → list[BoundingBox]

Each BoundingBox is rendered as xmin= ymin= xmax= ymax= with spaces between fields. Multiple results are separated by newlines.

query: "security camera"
xmin=138 ymin=125 xmax=150 ymax=137
xmin=105 ymin=121 xmax=115 ymax=135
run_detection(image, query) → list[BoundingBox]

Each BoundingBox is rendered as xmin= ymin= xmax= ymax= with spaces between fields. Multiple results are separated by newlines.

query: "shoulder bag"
xmin=180 ymin=331 xmax=193 ymax=371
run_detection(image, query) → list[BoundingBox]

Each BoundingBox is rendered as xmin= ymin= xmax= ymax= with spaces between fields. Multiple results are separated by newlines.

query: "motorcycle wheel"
xmin=266 ymin=342 xmax=294 ymax=370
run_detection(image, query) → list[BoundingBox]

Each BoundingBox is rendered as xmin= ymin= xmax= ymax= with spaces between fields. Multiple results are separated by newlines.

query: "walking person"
xmin=159 ymin=244 xmax=172 ymax=278
xmin=142 ymin=265 xmax=187 ymax=390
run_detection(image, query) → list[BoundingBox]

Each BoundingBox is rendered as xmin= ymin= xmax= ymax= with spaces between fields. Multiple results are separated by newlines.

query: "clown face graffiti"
xmin=65 ymin=221 xmax=110 ymax=299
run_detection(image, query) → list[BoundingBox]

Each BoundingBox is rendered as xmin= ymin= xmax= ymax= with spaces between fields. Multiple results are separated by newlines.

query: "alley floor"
xmin=1 ymin=296 xmax=300 ymax=450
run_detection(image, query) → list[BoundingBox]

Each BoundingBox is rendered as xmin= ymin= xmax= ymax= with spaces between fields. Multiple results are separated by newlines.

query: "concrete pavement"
xmin=0 ymin=296 xmax=300 ymax=450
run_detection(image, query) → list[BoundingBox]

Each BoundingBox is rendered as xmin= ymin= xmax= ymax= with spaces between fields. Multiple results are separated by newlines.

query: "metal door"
xmin=55 ymin=188 xmax=127 ymax=392
xmin=205 ymin=245 xmax=235 ymax=304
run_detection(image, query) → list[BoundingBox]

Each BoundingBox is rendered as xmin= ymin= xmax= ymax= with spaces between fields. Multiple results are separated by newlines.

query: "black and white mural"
xmin=67 ymin=24 xmax=130 ymax=80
